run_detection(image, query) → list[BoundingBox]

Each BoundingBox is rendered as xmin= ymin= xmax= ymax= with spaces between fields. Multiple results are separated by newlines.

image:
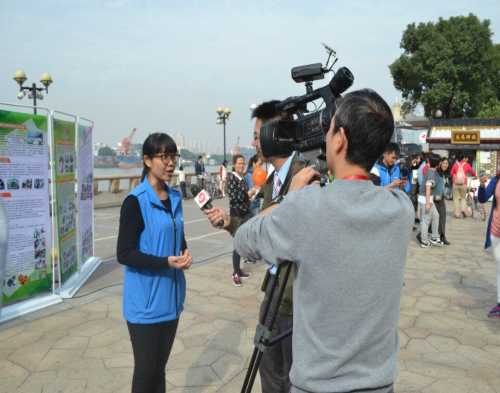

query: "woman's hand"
xmin=167 ymin=249 xmax=193 ymax=270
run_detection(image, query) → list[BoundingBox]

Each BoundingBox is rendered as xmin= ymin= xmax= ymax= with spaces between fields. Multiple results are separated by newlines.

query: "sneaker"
xmin=238 ymin=270 xmax=251 ymax=279
xmin=430 ymin=238 xmax=444 ymax=247
xmin=420 ymin=241 xmax=431 ymax=248
xmin=488 ymin=305 xmax=500 ymax=318
xmin=441 ymin=237 xmax=451 ymax=246
xmin=244 ymin=259 xmax=257 ymax=264
xmin=232 ymin=274 xmax=242 ymax=287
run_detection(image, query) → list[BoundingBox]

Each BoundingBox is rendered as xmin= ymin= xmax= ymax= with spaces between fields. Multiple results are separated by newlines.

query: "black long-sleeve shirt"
xmin=117 ymin=195 xmax=187 ymax=271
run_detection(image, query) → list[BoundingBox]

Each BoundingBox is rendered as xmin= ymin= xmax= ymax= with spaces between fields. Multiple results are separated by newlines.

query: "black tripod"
xmin=240 ymin=262 xmax=294 ymax=393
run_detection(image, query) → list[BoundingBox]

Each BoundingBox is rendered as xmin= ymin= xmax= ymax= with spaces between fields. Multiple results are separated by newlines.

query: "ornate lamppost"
xmin=13 ymin=69 xmax=53 ymax=115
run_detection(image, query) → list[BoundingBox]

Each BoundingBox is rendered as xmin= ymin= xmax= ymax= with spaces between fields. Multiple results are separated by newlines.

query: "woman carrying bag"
xmin=117 ymin=132 xmax=192 ymax=393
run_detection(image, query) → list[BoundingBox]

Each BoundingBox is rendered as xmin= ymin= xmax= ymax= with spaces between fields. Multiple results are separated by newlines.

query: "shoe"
xmin=488 ymin=304 xmax=500 ymax=318
xmin=244 ymin=259 xmax=257 ymax=264
xmin=420 ymin=241 xmax=431 ymax=248
xmin=430 ymin=238 xmax=444 ymax=247
xmin=416 ymin=233 xmax=422 ymax=243
xmin=232 ymin=274 xmax=242 ymax=287
xmin=238 ymin=270 xmax=250 ymax=279
xmin=441 ymin=236 xmax=451 ymax=246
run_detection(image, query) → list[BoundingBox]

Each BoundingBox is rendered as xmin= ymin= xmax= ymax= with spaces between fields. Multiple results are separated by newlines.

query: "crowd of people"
xmin=370 ymin=145 xmax=485 ymax=248
xmin=114 ymin=92 xmax=496 ymax=393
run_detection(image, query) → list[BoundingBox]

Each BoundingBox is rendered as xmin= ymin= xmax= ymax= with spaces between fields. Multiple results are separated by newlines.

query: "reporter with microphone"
xmin=235 ymin=90 xmax=413 ymax=393
xmin=116 ymin=133 xmax=192 ymax=393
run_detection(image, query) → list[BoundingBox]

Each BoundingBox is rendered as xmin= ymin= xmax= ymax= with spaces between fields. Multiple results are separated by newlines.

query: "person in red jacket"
xmin=450 ymin=152 xmax=476 ymax=218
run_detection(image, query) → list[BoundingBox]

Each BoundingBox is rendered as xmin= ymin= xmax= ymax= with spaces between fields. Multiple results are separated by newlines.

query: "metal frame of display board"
xmin=0 ymin=103 xmax=62 ymax=323
xmin=58 ymin=114 xmax=101 ymax=298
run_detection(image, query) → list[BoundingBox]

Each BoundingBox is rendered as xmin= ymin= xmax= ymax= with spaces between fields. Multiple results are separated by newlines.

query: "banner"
xmin=53 ymin=117 xmax=77 ymax=284
xmin=0 ymin=110 xmax=52 ymax=305
xmin=77 ymin=123 xmax=93 ymax=264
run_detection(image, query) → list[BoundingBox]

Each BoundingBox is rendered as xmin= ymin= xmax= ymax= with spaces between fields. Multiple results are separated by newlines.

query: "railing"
xmin=94 ymin=172 xmax=219 ymax=194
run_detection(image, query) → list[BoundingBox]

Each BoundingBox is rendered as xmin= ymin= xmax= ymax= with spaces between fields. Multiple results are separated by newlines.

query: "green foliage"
xmin=478 ymin=99 xmax=500 ymax=118
xmin=98 ymin=146 xmax=116 ymax=156
xmin=390 ymin=14 xmax=500 ymax=118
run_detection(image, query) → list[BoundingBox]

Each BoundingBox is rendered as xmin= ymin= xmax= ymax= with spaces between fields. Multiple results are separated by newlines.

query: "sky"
xmin=1 ymin=0 xmax=499 ymax=152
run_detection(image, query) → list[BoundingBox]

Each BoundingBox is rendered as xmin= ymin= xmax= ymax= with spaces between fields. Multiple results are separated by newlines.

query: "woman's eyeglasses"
xmin=153 ymin=153 xmax=180 ymax=163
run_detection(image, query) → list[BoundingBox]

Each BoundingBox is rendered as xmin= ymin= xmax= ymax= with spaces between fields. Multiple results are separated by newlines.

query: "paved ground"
xmin=1 ymin=201 xmax=500 ymax=393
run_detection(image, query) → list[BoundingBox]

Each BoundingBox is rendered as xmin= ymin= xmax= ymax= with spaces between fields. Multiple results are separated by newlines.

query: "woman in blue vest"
xmin=117 ymin=132 xmax=192 ymax=393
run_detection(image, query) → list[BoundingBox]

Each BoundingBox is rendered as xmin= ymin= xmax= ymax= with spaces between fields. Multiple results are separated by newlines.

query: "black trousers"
xmin=127 ymin=319 xmax=179 ymax=393
xmin=232 ymin=249 xmax=241 ymax=275
xmin=434 ymin=198 xmax=447 ymax=238
xmin=259 ymin=297 xmax=293 ymax=393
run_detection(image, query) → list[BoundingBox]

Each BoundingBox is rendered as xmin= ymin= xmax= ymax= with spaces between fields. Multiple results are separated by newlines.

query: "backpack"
xmin=455 ymin=163 xmax=466 ymax=185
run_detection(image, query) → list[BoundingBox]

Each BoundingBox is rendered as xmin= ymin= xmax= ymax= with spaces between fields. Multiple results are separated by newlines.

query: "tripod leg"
xmin=241 ymin=347 xmax=259 ymax=393
xmin=240 ymin=263 xmax=294 ymax=393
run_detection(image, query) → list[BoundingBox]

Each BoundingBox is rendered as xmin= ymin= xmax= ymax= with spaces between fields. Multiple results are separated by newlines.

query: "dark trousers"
xmin=259 ymin=299 xmax=293 ymax=393
xmin=434 ymin=198 xmax=447 ymax=238
xmin=232 ymin=249 xmax=241 ymax=275
xmin=180 ymin=181 xmax=187 ymax=199
xmin=127 ymin=319 xmax=179 ymax=393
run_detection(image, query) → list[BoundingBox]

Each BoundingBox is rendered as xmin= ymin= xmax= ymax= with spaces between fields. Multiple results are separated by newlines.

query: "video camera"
xmin=260 ymin=44 xmax=354 ymax=167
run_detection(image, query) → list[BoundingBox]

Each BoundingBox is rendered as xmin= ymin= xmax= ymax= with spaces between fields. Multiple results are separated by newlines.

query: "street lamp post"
xmin=13 ymin=70 xmax=53 ymax=115
xmin=216 ymin=107 xmax=231 ymax=161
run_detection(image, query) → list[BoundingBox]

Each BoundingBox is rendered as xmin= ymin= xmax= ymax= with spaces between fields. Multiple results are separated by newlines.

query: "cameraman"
xmin=206 ymin=100 xmax=304 ymax=393
xmin=234 ymin=89 xmax=413 ymax=393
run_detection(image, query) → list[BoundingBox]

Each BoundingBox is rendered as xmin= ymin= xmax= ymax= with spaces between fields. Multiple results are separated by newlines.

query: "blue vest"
xmin=123 ymin=178 xmax=186 ymax=324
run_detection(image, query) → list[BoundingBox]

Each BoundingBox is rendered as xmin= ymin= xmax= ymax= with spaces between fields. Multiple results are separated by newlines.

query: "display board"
xmin=0 ymin=110 xmax=52 ymax=305
xmin=52 ymin=116 xmax=77 ymax=284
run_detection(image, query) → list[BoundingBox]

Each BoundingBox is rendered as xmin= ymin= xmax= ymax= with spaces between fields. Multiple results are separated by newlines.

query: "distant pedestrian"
xmin=219 ymin=160 xmax=228 ymax=197
xmin=245 ymin=154 xmax=263 ymax=216
xmin=478 ymin=172 xmax=500 ymax=317
xmin=195 ymin=155 xmax=205 ymax=188
xmin=227 ymin=154 xmax=253 ymax=286
xmin=451 ymin=152 xmax=476 ymax=218
xmin=117 ymin=133 xmax=192 ymax=393
xmin=178 ymin=165 xmax=187 ymax=199
xmin=435 ymin=157 xmax=450 ymax=245
xmin=418 ymin=154 xmax=444 ymax=248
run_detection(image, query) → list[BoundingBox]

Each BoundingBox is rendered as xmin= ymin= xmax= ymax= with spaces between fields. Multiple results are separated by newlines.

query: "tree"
xmin=98 ymin=146 xmax=116 ymax=156
xmin=478 ymin=99 xmax=500 ymax=118
xmin=390 ymin=14 xmax=500 ymax=118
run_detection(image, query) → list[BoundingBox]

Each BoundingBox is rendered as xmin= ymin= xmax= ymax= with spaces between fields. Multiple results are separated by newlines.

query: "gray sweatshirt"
xmin=234 ymin=180 xmax=413 ymax=393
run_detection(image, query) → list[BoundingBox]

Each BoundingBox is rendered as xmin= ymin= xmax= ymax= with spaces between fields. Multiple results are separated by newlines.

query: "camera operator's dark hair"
xmin=456 ymin=151 xmax=464 ymax=161
xmin=141 ymin=132 xmax=178 ymax=181
xmin=251 ymin=100 xmax=281 ymax=121
xmin=333 ymin=89 xmax=394 ymax=172
xmin=384 ymin=142 xmax=400 ymax=156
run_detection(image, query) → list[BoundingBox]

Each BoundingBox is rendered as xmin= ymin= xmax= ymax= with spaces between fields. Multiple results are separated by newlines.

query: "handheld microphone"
xmin=193 ymin=188 xmax=213 ymax=210
xmin=192 ymin=185 xmax=224 ymax=227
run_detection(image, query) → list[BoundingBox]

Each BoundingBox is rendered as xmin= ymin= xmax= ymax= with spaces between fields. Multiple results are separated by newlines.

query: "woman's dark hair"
xmin=141 ymin=132 xmax=178 ymax=181
xmin=247 ymin=154 xmax=259 ymax=170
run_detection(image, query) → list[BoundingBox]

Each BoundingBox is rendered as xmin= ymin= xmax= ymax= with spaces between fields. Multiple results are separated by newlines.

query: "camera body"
xmin=260 ymin=65 xmax=354 ymax=162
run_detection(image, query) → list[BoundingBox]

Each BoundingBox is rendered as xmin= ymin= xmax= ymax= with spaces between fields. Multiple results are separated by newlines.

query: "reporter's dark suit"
xmin=258 ymin=154 xmax=304 ymax=393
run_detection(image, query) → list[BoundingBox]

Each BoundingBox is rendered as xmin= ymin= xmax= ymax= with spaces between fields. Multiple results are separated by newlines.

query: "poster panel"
xmin=0 ymin=110 xmax=52 ymax=305
xmin=53 ymin=117 xmax=77 ymax=284
xmin=77 ymin=123 xmax=93 ymax=264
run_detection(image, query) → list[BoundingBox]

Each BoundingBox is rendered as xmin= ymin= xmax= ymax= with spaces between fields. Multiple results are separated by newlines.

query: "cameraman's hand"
xmin=205 ymin=207 xmax=230 ymax=229
xmin=289 ymin=167 xmax=321 ymax=192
